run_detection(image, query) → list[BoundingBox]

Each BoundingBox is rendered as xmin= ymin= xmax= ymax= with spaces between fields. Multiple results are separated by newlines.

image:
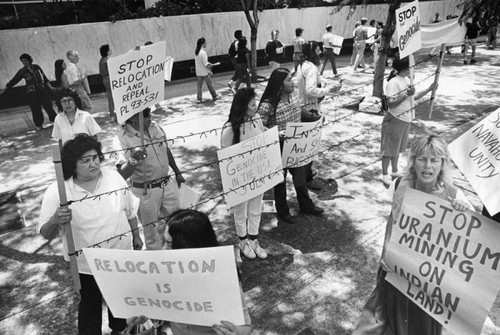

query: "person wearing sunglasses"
xmin=114 ymin=107 xmax=185 ymax=250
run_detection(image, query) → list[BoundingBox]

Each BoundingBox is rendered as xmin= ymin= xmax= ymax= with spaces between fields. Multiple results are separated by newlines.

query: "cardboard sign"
xmin=395 ymin=0 xmax=422 ymax=58
xmin=384 ymin=188 xmax=500 ymax=335
xmin=331 ymin=35 xmax=344 ymax=55
xmin=449 ymin=107 xmax=500 ymax=216
xmin=108 ymin=42 xmax=166 ymax=124
xmin=217 ymin=127 xmax=283 ymax=208
xmin=281 ymin=119 xmax=323 ymax=168
xmin=83 ymin=246 xmax=245 ymax=326
xmin=164 ymin=56 xmax=174 ymax=81
xmin=178 ymin=184 xmax=201 ymax=209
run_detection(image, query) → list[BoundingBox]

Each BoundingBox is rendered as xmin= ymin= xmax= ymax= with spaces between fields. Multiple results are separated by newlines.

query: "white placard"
xmin=281 ymin=119 xmax=323 ymax=168
xmin=395 ymin=0 xmax=422 ymax=58
xmin=83 ymin=246 xmax=245 ymax=326
xmin=108 ymin=41 xmax=166 ymax=124
xmin=217 ymin=127 xmax=283 ymax=208
xmin=164 ymin=56 xmax=174 ymax=81
xmin=448 ymin=107 xmax=500 ymax=216
xmin=178 ymin=184 xmax=201 ymax=209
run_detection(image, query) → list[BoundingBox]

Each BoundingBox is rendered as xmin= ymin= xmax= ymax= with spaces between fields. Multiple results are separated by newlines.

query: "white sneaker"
xmin=391 ymin=171 xmax=403 ymax=178
xmin=382 ymin=174 xmax=392 ymax=187
xmin=239 ymin=239 xmax=256 ymax=259
xmin=249 ymin=239 xmax=268 ymax=259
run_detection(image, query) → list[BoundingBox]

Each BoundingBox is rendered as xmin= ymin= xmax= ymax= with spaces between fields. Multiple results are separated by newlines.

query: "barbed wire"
xmin=101 ymin=55 xmax=438 ymax=157
xmin=62 ymin=74 xmax=436 ymax=205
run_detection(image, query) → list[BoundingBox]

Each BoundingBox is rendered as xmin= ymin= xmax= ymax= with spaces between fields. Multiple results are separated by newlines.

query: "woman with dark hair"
xmin=52 ymin=89 xmax=101 ymax=144
xmin=380 ymin=56 xmax=435 ymax=186
xmin=296 ymin=41 xmax=341 ymax=190
xmin=54 ymin=59 xmax=70 ymax=112
xmin=127 ymin=209 xmax=252 ymax=335
xmin=5 ymin=53 xmax=57 ymax=130
xmin=354 ymin=134 xmax=469 ymax=335
xmin=257 ymin=68 xmax=324 ymax=225
xmin=99 ymin=44 xmax=116 ymax=120
xmin=195 ymin=37 xmax=219 ymax=103
xmin=234 ymin=37 xmax=252 ymax=91
xmin=221 ymin=88 xmax=267 ymax=260
xmin=38 ymin=133 xmax=143 ymax=335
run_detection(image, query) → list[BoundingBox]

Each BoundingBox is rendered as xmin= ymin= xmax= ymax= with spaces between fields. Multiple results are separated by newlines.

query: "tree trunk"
xmin=372 ymin=0 xmax=401 ymax=98
xmin=241 ymin=0 xmax=259 ymax=79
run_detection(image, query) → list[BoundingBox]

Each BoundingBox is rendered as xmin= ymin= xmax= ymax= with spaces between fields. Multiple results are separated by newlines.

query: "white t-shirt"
xmin=322 ymin=32 xmax=335 ymax=49
xmin=52 ymin=109 xmax=102 ymax=144
xmin=38 ymin=167 xmax=139 ymax=274
xmin=385 ymin=76 xmax=412 ymax=123
xmin=195 ymin=49 xmax=210 ymax=76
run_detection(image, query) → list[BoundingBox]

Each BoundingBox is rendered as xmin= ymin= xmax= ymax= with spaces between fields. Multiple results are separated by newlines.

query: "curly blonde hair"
xmin=404 ymin=134 xmax=451 ymax=186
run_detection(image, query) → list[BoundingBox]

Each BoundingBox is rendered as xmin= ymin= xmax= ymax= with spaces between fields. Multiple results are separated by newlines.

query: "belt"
xmin=132 ymin=178 xmax=169 ymax=189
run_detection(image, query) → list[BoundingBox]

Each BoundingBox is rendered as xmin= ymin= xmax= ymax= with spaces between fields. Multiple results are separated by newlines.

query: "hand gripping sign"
xmin=108 ymin=41 xmax=166 ymax=124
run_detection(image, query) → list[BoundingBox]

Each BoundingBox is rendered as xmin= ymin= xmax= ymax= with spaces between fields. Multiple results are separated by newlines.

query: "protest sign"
xmin=164 ymin=56 xmax=174 ymax=81
xmin=108 ymin=41 xmax=166 ymax=124
xmin=331 ymin=35 xmax=344 ymax=55
xmin=395 ymin=0 xmax=422 ymax=58
xmin=281 ymin=118 xmax=323 ymax=168
xmin=384 ymin=188 xmax=500 ymax=335
xmin=83 ymin=246 xmax=245 ymax=326
xmin=217 ymin=127 xmax=283 ymax=208
xmin=366 ymin=26 xmax=377 ymax=44
xmin=449 ymin=107 xmax=500 ymax=216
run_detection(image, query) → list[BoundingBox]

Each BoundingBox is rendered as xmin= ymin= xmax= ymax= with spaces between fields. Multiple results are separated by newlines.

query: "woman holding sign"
xmin=38 ymin=134 xmax=143 ymax=335
xmin=221 ymin=87 xmax=267 ymax=260
xmin=381 ymin=56 xmax=436 ymax=187
xmin=354 ymin=134 xmax=469 ymax=335
xmin=258 ymin=68 xmax=324 ymax=225
xmin=127 ymin=209 xmax=252 ymax=335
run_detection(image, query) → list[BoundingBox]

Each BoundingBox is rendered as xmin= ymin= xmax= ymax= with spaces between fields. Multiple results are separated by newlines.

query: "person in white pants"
xmin=220 ymin=87 xmax=267 ymax=260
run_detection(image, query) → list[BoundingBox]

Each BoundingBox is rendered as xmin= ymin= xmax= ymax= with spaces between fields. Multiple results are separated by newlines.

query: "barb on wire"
xmin=65 ymin=186 xmax=131 ymax=205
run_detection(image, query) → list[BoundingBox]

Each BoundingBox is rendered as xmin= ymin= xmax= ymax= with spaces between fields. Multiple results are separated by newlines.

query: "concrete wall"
xmin=0 ymin=1 xmax=461 ymax=88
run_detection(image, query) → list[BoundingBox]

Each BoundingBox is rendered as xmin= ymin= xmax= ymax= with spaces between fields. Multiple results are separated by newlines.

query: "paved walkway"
xmin=1 ymin=49 xmax=500 ymax=335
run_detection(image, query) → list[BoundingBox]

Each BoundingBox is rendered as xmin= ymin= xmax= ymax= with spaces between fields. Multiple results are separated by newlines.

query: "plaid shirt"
xmin=258 ymin=90 xmax=302 ymax=132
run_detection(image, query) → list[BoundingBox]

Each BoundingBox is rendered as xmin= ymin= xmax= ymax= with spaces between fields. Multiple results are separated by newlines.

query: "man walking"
xmin=65 ymin=50 xmax=93 ymax=112
xmin=320 ymin=24 xmax=341 ymax=77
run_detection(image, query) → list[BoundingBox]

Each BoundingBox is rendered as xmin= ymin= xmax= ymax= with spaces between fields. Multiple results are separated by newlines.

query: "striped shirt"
xmin=257 ymin=90 xmax=302 ymax=132
xmin=38 ymin=167 xmax=139 ymax=274
xmin=52 ymin=109 xmax=102 ymax=144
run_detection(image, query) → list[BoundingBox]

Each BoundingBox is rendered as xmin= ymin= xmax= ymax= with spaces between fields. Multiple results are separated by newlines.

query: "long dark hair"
xmin=62 ymin=134 xmax=104 ymax=180
xmin=258 ymin=68 xmax=290 ymax=112
xmin=227 ymin=87 xmax=256 ymax=144
xmin=195 ymin=37 xmax=206 ymax=56
xmin=300 ymin=41 xmax=321 ymax=66
xmin=54 ymin=59 xmax=65 ymax=86
xmin=167 ymin=209 xmax=219 ymax=249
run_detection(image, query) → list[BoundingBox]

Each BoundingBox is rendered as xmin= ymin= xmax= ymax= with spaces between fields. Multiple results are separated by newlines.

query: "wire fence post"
xmin=428 ymin=43 xmax=445 ymax=119
xmin=52 ymin=139 xmax=81 ymax=291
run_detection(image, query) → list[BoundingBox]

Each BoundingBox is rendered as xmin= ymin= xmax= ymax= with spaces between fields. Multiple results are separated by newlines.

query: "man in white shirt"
xmin=64 ymin=50 xmax=93 ymax=112
xmin=320 ymin=24 xmax=341 ymax=77
xmin=353 ymin=18 xmax=369 ymax=71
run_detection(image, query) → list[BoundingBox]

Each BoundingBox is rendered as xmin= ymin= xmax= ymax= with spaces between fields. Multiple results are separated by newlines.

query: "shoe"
xmin=212 ymin=94 xmax=221 ymax=101
xmin=382 ymin=174 xmax=392 ymax=187
xmin=35 ymin=126 xmax=43 ymax=131
xmin=239 ymin=239 xmax=256 ymax=259
xmin=197 ymin=99 xmax=203 ymax=104
xmin=470 ymin=59 xmax=477 ymax=64
xmin=249 ymin=239 xmax=268 ymax=259
xmin=333 ymin=74 xmax=341 ymax=78
xmin=303 ymin=206 xmax=324 ymax=215
xmin=391 ymin=171 xmax=403 ymax=178
xmin=278 ymin=214 xmax=297 ymax=224
xmin=307 ymin=179 xmax=322 ymax=190
xmin=463 ymin=60 xmax=468 ymax=65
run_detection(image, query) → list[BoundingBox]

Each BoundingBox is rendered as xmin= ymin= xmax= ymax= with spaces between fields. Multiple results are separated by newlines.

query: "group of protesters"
xmin=2 ymin=13 xmax=499 ymax=335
